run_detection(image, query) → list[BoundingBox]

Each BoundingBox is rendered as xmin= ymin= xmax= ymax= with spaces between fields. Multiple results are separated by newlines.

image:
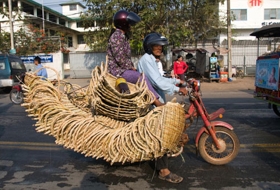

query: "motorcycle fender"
xmin=195 ymin=121 xmax=234 ymax=147
xmin=12 ymin=85 xmax=21 ymax=91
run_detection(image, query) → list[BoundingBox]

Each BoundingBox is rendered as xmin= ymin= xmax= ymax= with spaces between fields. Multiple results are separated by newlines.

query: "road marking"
xmin=0 ymin=141 xmax=62 ymax=151
xmin=1 ymin=141 xmax=280 ymax=153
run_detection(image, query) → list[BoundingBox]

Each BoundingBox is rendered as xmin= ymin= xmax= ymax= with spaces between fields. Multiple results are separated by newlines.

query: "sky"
xmin=33 ymin=0 xmax=85 ymax=13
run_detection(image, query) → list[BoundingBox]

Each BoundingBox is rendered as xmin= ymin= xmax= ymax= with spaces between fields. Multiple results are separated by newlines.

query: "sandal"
xmin=158 ymin=172 xmax=183 ymax=183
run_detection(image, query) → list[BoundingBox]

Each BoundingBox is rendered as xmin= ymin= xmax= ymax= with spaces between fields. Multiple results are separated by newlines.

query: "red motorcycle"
xmin=10 ymin=74 xmax=25 ymax=105
xmin=180 ymin=78 xmax=240 ymax=165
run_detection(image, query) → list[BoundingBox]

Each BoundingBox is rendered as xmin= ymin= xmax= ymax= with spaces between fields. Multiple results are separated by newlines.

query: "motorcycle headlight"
xmin=193 ymin=80 xmax=200 ymax=91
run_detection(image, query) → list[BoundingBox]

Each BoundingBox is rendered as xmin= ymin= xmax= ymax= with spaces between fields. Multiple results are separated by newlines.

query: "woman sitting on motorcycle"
xmin=107 ymin=10 xmax=163 ymax=106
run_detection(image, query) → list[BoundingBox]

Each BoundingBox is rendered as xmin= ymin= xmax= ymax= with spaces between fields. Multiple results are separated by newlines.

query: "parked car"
xmin=0 ymin=54 xmax=27 ymax=92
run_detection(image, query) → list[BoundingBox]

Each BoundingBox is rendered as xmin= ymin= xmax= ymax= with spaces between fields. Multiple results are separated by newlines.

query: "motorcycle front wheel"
xmin=198 ymin=127 xmax=240 ymax=165
xmin=272 ymin=104 xmax=280 ymax=117
xmin=10 ymin=89 xmax=24 ymax=105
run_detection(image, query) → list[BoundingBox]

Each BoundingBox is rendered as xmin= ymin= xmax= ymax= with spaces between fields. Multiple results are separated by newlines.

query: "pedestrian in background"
xmin=173 ymin=55 xmax=188 ymax=81
xmin=34 ymin=56 xmax=48 ymax=79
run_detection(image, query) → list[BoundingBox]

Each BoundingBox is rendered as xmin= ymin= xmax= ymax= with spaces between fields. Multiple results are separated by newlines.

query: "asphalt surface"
xmin=1 ymin=76 xmax=280 ymax=190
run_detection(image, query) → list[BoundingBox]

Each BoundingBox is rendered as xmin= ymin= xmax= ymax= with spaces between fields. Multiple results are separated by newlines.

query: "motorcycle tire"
xmin=10 ymin=89 xmax=24 ymax=105
xmin=198 ymin=127 xmax=240 ymax=165
xmin=272 ymin=104 xmax=280 ymax=117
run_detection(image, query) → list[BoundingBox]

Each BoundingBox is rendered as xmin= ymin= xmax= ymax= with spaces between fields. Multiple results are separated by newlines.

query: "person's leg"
xmin=156 ymin=155 xmax=183 ymax=183
xmin=156 ymin=155 xmax=169 ymax=172
xmin=121 ymin=70 xmax=164 ymax=106
xmin=178 ymin=73 xmax=185 ymax=81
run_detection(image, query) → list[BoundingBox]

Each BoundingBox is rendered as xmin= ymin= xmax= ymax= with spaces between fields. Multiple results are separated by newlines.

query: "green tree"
xmin=81 ymin=0 xmax=226 ymax=53
xmin=0 ymin=24 xmax=70 ymax=56
xmin=0 ymin=6 xmax=70 ymax=55
xmin=0 ymin=31 xmax=11 ymax=53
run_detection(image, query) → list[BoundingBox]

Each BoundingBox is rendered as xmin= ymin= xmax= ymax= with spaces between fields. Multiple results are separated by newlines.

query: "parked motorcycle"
xmin=10 ymin=74 xmax=25 ymax=105
xmin=180 ymin=78 xmax=240 ymax=165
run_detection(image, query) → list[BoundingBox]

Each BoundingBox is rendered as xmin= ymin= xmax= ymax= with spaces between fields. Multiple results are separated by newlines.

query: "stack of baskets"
xmin=87 ymin=63 xmax=155 ymax=121
xmin=21 ymin=64 xmax=186 ymax=164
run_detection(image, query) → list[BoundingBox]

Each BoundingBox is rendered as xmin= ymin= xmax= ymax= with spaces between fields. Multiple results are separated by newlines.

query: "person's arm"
xmin=41 ymin=68 xmax=48 ymax=78
xmin=36 ymin=65 xmax=43 ymax=76
xmin=109 ymin=33 xmax=134 ymax=70
xmin=138 ymin=56 xmax=180 ymax=95
xmin=182 ymin=61 xmax=188 ymax=73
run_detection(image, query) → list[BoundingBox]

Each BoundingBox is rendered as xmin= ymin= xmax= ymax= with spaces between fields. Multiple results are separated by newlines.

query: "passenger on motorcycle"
xmin=107 ymin=10 xmax=163 ymax=106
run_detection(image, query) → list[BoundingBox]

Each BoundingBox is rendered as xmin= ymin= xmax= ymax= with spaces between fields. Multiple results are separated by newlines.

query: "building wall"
xmin=61 ymin=4 xmax=84 ymax=18
xmin=219 ymin=0 xmax=280 ymax=41
xmin=69 ymin=52 xmax=106 ymax=78
xmin=23 ymin=52 xmax=64 ymax=79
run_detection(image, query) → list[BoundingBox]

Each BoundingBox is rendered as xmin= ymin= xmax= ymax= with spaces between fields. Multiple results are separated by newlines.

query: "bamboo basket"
xmin=21 ymin=65 xmax=185 ymax=164
xmin=87 ymin=63 xmax=155 ymax=121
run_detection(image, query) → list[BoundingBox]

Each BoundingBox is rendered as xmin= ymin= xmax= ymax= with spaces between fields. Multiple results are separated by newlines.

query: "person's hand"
xmin=180 ymin=80 xmax=187 ymax=87
xmin=179 ymin=87 xmax=188 ymax=96
xmin=131 ymin=67 xmax=136 ymax=71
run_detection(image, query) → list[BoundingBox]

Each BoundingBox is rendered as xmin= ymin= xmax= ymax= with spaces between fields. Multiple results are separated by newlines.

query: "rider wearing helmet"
xmin=113 ymin=10 xmax=140 ymax=32
xmin=138 ymin=33 xmax=188 ymax=103
xmin=107 ymin=10 xmax=163 ymax=106
xmin=137 ymin=33 xmax=188 ymax=184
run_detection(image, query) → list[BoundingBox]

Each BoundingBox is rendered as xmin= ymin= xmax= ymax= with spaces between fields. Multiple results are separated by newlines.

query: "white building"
xmin=219 ymin=0 xmax=280 ymax=42
xmin=0 ymin=0 xmax=92 ymax=52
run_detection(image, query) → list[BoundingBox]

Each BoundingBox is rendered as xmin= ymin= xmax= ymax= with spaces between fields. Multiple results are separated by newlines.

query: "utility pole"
xmin=227 ymin=0 xmax=232 ymax=79
xmin=8 ymin=0 xmax=15 ymax=53
xmin=42 ymin=0 xmax=45 ymax=32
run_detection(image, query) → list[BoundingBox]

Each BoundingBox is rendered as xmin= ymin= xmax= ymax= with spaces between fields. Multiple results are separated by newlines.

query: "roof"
xmin=0 ymin=0 xmax=75 ymax=21
xmin=59 ymin=1 xmax=86 ymax=9
xmin=250 ymin=23 xmax=280 ymax=38
xmin=24 ymin=15 xmax=80 ymax=34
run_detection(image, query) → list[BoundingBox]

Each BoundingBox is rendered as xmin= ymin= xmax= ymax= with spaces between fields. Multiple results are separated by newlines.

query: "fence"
xmin=221 ymin=40 xmax=280 ymax=76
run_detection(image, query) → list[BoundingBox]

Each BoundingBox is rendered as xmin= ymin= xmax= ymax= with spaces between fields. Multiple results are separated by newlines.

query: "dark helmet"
xmin=143 ymin=32 xmax=168 ymax=54
xmin=113 ymin=10 xmax=141 ymax=31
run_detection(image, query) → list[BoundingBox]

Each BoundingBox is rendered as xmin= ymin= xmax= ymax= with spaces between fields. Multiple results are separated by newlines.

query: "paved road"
xmin=0 ymin=78 xmax=280 ymax=190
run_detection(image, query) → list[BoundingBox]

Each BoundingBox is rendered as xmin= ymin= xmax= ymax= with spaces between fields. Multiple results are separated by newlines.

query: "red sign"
xmin=248 ymin=0 xmax=263 ymax=7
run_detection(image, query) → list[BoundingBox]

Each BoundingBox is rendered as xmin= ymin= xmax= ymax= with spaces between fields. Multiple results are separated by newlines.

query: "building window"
xmin=231 ymin=9 xmax=247 ymax=21
xmin=69 ymin=4 xmax=77 ymax=11
xmin=77 ymin=35 xmax=85 ymax=44
xmin=264 ymin=9 xmax=280 ymax=20
xmin=63 ymin=53 xmax=69 ymax=63
xmin=76 ymin=21 xmax=84 ymax=28
xmin=68 ymin=37 xmax=73 ymax=47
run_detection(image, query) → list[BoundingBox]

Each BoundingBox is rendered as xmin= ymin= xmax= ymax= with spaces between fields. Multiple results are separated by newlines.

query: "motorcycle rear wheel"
xmin=198 ymin=127 xmax=240 ymax=165
xmin=272 ymin=104 xmax=280 ymax=117
xmin=10 ymin=89 xmax=24 ymax=105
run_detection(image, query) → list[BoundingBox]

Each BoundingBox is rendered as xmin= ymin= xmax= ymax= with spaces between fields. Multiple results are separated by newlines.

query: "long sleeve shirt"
xmin=35 ymin=64 xmax=48 ymax=79
xmin=173 ymin=61 xmax=188 ymax=75
xmin=107 ymin=29 xmax=134 ymax=77
xmin=137 ymin=53 xmax=180 ymax=98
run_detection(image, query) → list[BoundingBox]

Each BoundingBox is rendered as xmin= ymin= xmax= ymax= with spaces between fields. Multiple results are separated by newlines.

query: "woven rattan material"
xmin=22 ymin=66 xmax=185 ymax=164
xmin=87 ymin=63 xmax=155 ymax=121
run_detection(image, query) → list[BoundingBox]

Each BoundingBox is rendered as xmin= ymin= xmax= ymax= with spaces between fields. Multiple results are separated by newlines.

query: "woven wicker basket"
xmin=87 ymin=63 xmax=155 ymax=121
xmin=21 ymin=66 xmax=186 ymax=164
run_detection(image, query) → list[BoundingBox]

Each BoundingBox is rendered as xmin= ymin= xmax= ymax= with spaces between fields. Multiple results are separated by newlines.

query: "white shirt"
xmin=157 ymin=60 xmax=164 ymax=76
